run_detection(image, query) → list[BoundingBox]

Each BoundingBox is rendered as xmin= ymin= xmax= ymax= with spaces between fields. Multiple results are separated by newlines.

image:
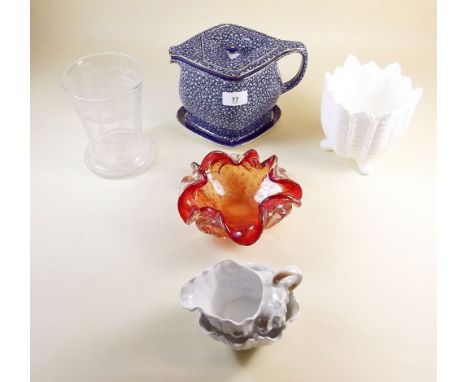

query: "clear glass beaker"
xmin=61 ymin=52 xmax=154 ymax=178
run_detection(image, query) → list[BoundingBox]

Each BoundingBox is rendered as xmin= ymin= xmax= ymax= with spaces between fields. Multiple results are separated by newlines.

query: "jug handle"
xmin=278 ymin=42 xmax=308 ymax=94
xmin=273 ymin=267 xmax=303 ymax=292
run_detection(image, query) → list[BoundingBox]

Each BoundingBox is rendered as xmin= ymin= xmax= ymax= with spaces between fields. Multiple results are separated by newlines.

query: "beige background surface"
xmin=31 ymin=1 xmax=436 ymax=381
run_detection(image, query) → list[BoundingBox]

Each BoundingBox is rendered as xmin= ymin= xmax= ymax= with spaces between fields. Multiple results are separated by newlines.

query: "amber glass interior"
xmin=193 ymin=161 xmax=272 ymax=230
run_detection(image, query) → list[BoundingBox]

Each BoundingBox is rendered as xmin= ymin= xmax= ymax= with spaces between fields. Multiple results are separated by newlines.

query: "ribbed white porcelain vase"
xmin=320 ymin=55 xmax=423 ymax=174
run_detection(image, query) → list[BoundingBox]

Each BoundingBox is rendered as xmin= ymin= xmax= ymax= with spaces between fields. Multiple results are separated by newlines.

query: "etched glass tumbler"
xmin=61 ymin=52 xmax=154 ymax=178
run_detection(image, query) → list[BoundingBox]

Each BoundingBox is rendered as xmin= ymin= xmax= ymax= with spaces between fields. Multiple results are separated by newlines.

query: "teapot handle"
xmin=273 ymin=267 xmax=303 ymax=292
xmin=278 ymin=42 xmax=308 ymax=94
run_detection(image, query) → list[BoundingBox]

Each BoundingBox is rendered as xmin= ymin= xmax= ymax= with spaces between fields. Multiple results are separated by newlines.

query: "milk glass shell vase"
xmin=320 ymin=55 xmax=423 ymax=174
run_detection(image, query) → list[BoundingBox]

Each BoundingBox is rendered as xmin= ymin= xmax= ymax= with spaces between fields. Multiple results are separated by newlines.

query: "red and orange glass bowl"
xmin=177 ymin=149 xmax=303 ymax=246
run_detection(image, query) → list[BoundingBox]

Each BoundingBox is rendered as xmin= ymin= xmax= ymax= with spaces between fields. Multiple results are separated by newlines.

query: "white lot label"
xmin=222 ymin=90 xmax=248 ymax=106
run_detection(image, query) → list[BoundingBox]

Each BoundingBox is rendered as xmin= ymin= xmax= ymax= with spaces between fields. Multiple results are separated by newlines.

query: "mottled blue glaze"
xmin=169 ymin=24 xmax=308 ymax=146
xmin=177 ymin=105 xmax=281 ymax=146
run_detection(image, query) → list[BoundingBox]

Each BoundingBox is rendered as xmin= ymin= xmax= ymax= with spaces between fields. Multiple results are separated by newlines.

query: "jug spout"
xmin=180 ymin=281 xmax=198 ymax=311
xmin=168 ymin=46 xmax=179 ymax=64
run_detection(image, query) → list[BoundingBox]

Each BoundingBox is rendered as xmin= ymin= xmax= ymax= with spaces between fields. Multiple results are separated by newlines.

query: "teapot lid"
xmin=169 ymin=24 xmax=292 ymax=80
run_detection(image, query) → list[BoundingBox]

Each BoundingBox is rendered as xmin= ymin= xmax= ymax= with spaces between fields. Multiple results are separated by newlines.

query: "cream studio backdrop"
xmin=31 ymin=0 xmax=436 ymax=381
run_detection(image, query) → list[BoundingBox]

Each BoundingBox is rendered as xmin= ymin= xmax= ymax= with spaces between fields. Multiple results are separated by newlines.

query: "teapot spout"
xmin=169 ymin=46 xmax=180 ymax=64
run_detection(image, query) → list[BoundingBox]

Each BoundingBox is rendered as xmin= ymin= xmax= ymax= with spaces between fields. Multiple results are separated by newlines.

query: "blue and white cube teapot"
xmin=169 ymin=24 xmax=308 ymax=146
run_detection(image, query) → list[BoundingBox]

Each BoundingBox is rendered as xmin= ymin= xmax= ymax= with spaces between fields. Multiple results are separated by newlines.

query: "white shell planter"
xmin=320 ymin=55 xmax=423 ymax=174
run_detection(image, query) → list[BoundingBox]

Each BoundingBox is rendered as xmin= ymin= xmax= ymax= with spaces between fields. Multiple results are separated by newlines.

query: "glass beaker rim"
xmin=61 ymin=51 xmax=145 ymax=102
